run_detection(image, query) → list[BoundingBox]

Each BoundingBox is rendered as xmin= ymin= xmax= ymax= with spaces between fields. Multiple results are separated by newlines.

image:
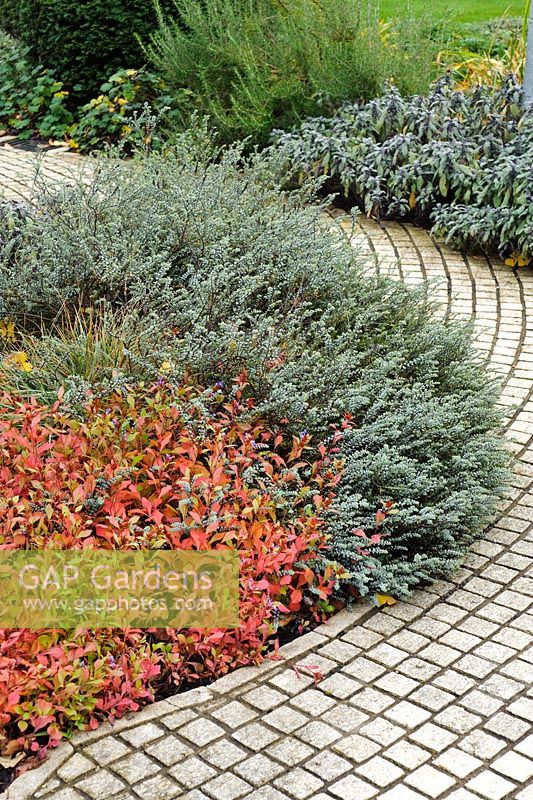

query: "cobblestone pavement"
xmin=0 ymin=143 xmax=84 ymax=201
xmin=1 ymin=151 xmax=532 ymax=800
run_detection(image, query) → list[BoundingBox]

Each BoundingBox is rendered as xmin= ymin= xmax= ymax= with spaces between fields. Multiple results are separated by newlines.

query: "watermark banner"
xmin=0 ymin=550 xmax=240 ymax=629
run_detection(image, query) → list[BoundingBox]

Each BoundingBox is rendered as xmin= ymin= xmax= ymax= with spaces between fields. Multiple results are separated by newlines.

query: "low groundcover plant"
xmin=0 ymin=377 xmax=346 ymax=757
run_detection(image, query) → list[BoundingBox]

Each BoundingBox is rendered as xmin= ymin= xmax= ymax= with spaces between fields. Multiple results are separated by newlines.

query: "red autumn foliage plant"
xmin=0 ymin=376 xmax=346 ymax=758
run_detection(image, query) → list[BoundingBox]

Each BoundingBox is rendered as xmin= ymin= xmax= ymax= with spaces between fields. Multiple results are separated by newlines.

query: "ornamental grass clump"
xmin=0 ymin=130 xmax=508 ymax=599
xmin=437 ymin=17 xmax=525 ymax=89
xmin=0 ymin=305 xmax=163 ymax=404
xmin=273 ymin=75 xmax=533 ymax=262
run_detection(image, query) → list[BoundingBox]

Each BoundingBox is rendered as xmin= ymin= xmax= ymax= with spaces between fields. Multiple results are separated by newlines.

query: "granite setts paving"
xmin=1 ymin=147 xmax=532 ymax=800
xmin=0 ymin=143 xmax=84 ymax=200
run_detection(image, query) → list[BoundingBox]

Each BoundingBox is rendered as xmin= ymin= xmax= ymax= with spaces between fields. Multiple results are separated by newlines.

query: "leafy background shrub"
xmin=0 ymin=134 xmax=508 ymax=603
xmin=0 ymin=31 xmax=72 ymax=140
xmin=273 ymin=76 xmax=533 ymax=261
xmin=0 ymin=31 xmax=184 ymax=151
xmin=0 ymin=378 xmax=343 ymax=755
xmin=0 ymin=0 xmax=176 ymax=101
xmin=66 ymin=68 xmax=187 ymax=152
xmin=146 ymin=0 xmax=441 ymax=144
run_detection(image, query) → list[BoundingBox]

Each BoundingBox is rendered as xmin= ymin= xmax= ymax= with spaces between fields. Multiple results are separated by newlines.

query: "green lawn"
xmin=380 ymin=0 xmax=526 ymax=23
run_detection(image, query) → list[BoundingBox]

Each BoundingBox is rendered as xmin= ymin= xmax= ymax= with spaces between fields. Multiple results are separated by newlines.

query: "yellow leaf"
xmin=505 ymin=252 xmax=531 ymax=268
xmin=408 ymin=190 xmax=417 ymax=210
xmin=375 ymin=594 xmax=396 ymax=607
xmin=3 ymin=350 xmax=33 ymax=372
xmin=160 ymin=361 xmax=172 ymax=372
xmin=0 ymin=318 xmax=15 ymax=342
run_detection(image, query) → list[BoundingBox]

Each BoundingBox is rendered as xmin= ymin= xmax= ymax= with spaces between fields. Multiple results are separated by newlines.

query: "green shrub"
xmin=0 ymin=30 xmax=73 ymax=139
xmin=67 ymin=68 xmax=187 ymax=152
xmin=273 ymin=76 xmax=533 ymax=261
xmin=146 ymin=0 xmax=441 ymax=145
xmin=0 ymin=32 xmax=184 ymax=150
xmin=0 ymin=0 xmax=176 ymax=100
xmin=0 ymin=131 xmax=508 ymax=597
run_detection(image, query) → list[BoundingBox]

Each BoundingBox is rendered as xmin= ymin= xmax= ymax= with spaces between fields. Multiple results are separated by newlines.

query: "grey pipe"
xmin=525 ymin=1 xmax=533 ymax=106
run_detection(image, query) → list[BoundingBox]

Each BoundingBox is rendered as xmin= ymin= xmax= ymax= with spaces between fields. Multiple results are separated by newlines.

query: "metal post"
xmin=525 ymin=0 xmax=533 ymax=106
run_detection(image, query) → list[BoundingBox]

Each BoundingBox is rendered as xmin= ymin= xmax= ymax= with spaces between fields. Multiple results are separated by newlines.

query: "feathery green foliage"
xmin=146 ymin=0 xmax=441 ymax=144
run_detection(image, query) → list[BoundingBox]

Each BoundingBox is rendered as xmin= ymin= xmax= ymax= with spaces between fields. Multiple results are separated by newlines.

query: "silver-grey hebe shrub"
xmin=0 ymin=133 xmax=508 ymax=597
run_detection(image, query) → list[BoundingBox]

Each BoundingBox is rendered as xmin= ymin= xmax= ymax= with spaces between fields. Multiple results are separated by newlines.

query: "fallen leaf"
xmin=0 ymin=751 xmax=25 ymax=768
xmin=375 ymin=593 xmax=396 ymax=606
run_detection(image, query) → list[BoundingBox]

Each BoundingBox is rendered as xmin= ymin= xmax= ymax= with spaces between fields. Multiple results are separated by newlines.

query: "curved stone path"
xmin=1 ymin=149 xmax=532 ymax=800
xmin=0 ymin=142 xmax=84 ymax=201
